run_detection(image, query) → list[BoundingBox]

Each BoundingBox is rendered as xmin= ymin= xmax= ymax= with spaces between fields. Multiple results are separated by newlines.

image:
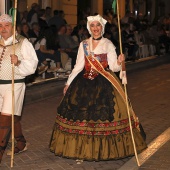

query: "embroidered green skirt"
xmin=49 ymin=70 xmax=147 ymax=161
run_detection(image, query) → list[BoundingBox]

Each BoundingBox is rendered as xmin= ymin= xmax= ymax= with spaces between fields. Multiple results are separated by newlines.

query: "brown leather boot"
xmin=13 ymin=116 xmax=27 ymax=154
xmin=0 ymin=114 xmax=11 ymax=163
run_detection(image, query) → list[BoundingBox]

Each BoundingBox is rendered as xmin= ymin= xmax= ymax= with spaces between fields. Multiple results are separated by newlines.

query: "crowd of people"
xmin=15 ymin=3 xmax=170 ymax=83
xmin=15 ymin=3 xmax=89 ymax=83
xmin=102 ymin=9 xmax=170 ymax=61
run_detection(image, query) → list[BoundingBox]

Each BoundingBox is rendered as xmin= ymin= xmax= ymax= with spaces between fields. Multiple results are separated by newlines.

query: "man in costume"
xmin=49 ymin=14 xmax=147 ymax=161
xmin=0 ymin=14 xmax=38 ymax=163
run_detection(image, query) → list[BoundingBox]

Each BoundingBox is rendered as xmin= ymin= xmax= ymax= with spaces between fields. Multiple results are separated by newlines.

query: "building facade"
xmin=0 ymin=0 xmax=170 ymax=26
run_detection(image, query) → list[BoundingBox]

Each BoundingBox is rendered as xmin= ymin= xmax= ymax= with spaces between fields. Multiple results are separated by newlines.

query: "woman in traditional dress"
xmin=49 ymin=14 xmax=147 ymax=161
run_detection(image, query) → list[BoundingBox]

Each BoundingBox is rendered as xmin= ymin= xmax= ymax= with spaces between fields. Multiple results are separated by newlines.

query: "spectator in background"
xmin=21 ymin=10 xmax=28 ymax=24
xmin=158 ymin=25 xmax=170 ymax=53
xmin=58 ymin=10 xmax=67 ymax=25
xmin=149 ymin=24 xmax=160 ymax=55
xmin=104 ymin=23 xmax=119 ymax=53
xmin=71 ymin=25 xmax=85 ymax=43
xmin=21 ymin=23 xmax=31 ymax=40
xmin=103 ymin=9 xmax=112 ymax=24
xmin=78 ymin=9 xmax=88 ymax=27
xmin=121 ymin=11 xmax=131 ymax=24
xmin=48 ymin=10 xmax=66 ymax=30
xmin=82 ymin=27 xmax=90 ymax=39
xmin=29 ymin=22 xmax=40 ymax=39
xmin=27 ymin=3 xmax=39 ymax=29
xmin=58 ymin=24 xmax=79 ymax=69
xmin=58 ymin=25 xmax=79 ymax=49
xmin=34 ymin=27 xmax=65 ymax=74
xmin=38 ymin=9 xmax=48 ymax=30
xmin=45 ymin=7 xmax=52 ymax=23
xmin=16 ymin=24 xmax=22 ymax=35
xmin=134 ymin=13 xmax=144 ymax=31
xmin=122 ymin=23 xmax=138 ymax=61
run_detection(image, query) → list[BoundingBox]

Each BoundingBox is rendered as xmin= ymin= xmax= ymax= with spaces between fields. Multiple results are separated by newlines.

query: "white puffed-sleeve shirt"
xmin=66 ymin=37 xmax=121 ymax=86
xmin=3 ymin=35 xmax=38 ymax=77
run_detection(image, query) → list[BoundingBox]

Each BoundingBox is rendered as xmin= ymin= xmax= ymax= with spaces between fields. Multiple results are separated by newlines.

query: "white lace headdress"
xmin=87 ymin=14 xmax=107 ymax=35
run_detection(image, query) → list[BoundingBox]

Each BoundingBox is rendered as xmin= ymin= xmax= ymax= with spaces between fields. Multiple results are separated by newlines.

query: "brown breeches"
xmin=0 ymin=114 xmax=26 ymax=163
xmin=0 ymin=114 xmax=11 ymax=163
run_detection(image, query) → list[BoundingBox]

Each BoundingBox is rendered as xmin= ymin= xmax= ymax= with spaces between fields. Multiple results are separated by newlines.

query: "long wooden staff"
xmin=116 ymin=0 xmax=140 ymax=166
xmin=11 ymin=0 xmax=18 ymax=167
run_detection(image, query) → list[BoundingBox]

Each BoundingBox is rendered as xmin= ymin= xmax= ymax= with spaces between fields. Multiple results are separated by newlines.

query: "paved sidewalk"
xmin=119 ymin=128 xmax=170 ymax=170
xmin=139 ymin=138 xmax=170 ymax=170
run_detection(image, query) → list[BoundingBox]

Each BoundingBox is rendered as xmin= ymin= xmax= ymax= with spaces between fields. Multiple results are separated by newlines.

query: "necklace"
xmin=92 ymin=36 xmax=102 ymax=41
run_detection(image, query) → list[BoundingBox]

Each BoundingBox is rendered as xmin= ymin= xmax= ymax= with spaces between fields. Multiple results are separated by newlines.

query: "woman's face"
xmin=89 ymin=21 xmax=102 ymax=37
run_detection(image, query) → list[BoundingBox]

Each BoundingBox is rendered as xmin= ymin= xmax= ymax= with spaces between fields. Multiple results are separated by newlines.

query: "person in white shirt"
xmin=34 ymin=27 xmax=65 ymax=73
xmin=49 ymin=15 xmax=147 ymax=162
xmin=0 ymin=14 xmax=38 ymax=163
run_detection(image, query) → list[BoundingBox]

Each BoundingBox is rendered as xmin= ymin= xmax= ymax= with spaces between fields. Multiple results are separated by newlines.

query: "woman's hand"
xmin=63 ymin=85 xmax=69 ymax=95
xmin=117 ymin=54 xmax=125 ymax=65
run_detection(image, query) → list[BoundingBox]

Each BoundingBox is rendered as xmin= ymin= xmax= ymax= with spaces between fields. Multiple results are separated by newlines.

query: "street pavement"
xmin=0 ymin=54 xmax=170 ymax=170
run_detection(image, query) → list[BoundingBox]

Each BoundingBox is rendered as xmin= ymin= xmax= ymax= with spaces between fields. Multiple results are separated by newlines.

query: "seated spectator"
xmin=29 ymin=22 xmax=40 ymax=44
xmin=21 ymin=23 xmax=31 ymax=40
xmin=104 ymin=23 xmax=119 ymax=53
xmin=38 ymin=9 xmax=48 ymax=30
xmin=34 ymin=27 xmax=65 ymax=74
xmin=82 ymin=27 xmax=90 ymax=39
xmin=147 ymin=24 xmax=160 ymax=55
xmin=158 ymin=25 xmax=170 ymax=53
xmin=71 ymin=25 xmax=86 ymax=43
xmin=16 ymin=24 xmax=22 ymax=34
xmin=122 ymin=24 xmax=139 ymax=61
xmin=30 ymin=22 xmax=40 ymax=38
xmin=58 ymin=24 xmax=79 ymax=69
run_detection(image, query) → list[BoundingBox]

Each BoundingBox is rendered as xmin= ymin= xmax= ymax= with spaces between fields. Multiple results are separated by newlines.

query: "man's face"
xmin=0 ymin=22 xmax=13 ymax=40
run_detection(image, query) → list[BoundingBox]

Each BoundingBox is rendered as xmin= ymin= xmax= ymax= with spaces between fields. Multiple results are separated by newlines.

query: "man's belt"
xmin=0 ymin=79 xmax=25 ymax=84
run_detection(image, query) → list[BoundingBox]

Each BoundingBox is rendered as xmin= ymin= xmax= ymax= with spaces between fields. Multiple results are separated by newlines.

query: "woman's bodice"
xmin=83 ymin=53 xmax=108 ymax=80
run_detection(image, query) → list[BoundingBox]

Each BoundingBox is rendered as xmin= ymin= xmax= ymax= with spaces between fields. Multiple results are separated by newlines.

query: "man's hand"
xmin=10 ymin=54 xmax=20 ymax=66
